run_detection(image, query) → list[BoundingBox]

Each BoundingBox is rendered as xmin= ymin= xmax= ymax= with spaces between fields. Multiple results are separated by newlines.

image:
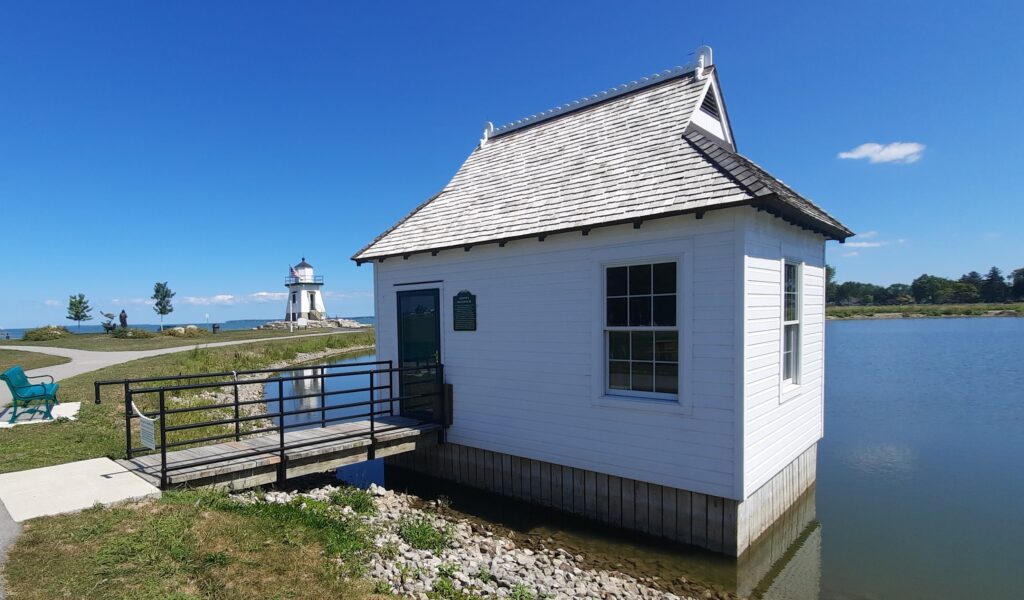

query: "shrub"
xmin=162 ymin=326 xmax=210 ymax=338
xmin=22 ymin=326 xmax=71 ymax=341
xmin=397 ymin=515 xmax=453 ymax=554
xmin=327 ymin=487 xmax=376 ymax=515
xmin=510 ymin=583 xmax=535 ymax=600
xmin=110 ymin=327 xmax=156 ymax=339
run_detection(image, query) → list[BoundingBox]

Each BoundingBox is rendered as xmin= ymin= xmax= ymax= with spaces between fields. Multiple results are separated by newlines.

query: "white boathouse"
xmin=353 ymin=48 xmax=852 ymax=556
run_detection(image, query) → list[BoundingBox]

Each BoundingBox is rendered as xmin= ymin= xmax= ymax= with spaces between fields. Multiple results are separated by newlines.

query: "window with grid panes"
xmin=783 ymin=262 xmax=800 ymax=383
xmin=605 ymin=262 xmax=678 ymax=398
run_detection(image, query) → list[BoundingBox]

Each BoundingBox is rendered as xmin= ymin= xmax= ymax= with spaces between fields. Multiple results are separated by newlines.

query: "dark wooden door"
xmin=396 ymin=289 xmax=441 ymax=419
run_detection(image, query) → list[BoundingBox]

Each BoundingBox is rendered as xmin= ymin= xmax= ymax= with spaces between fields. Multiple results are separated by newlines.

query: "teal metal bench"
xmin=1 ymin=366 xmax=59 ymax=423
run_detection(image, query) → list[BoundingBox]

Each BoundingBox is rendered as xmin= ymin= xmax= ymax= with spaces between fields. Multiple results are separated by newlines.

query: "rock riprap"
xmin=228 ymin=483 xmax=700 ymax=600
xmin=257 ymin=318 xmax=370 ymax=330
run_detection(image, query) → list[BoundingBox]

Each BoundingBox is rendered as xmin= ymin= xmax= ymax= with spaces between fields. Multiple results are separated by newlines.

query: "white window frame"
xmin=781 ymin=260 xmax=802 ymax=387
xmin=603 ymin=260 xmax=680 ymax=401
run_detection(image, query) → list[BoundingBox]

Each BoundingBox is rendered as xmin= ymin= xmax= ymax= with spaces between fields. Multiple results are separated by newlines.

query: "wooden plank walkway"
xmin=118 ymin=415 xmax=440 ymax=490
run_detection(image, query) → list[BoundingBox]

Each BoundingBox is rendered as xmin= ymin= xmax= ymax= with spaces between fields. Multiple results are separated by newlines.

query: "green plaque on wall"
xmin=453 ymin=290 xmax=477 ymax=331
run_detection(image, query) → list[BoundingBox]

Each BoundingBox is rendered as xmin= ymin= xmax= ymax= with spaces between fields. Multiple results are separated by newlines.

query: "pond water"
xmin=286 ymin=318 xmax=1024 ymax=599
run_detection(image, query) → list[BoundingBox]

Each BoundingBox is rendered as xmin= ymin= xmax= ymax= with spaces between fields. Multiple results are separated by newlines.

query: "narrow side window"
xmin=782 ymin=262 xmax=801 ymax=384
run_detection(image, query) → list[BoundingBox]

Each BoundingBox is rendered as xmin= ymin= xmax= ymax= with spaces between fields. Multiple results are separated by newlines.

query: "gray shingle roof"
xmin=354 ymin=67 xmax=851 ymax=262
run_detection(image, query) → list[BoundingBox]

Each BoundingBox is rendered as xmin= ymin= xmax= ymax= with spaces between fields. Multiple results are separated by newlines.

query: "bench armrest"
xmin=26 ymin=374 xmax=55 ymax=384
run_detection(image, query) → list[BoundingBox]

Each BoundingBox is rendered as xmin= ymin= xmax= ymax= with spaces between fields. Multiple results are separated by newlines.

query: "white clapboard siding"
xmin=742 ymin=212 xmax=826 ymax=498
xmin=374 ymin=211 xmax=740 ymax=499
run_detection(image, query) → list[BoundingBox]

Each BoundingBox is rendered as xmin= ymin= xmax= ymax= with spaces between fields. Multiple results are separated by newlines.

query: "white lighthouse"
xmin=284 ymin=258 xmax=327 ymax=322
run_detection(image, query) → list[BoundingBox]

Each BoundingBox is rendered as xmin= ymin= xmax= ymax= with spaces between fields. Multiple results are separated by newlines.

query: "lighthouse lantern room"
xmin=285 ymin=258 xmax=327 ymax=322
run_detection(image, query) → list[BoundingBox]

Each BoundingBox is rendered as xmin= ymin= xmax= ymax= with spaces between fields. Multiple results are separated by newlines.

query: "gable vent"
xmin=700 ymin=91 xmax=720 ymax=120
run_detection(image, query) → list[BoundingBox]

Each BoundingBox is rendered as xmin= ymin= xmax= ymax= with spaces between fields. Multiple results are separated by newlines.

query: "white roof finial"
xmin=694 ymin=45 xmax=713 ymax=79
xmin=479 ymin=121 xmax=495 ymax=148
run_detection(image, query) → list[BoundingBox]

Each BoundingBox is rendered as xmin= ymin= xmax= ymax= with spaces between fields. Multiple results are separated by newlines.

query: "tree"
xmin=826 ymin=265 xmax=838 ymax=304
xmin=980 ymin=266 xmax=1009 ymax=303
xmin=152 ymin=282 xmax=176 ymax=330
xmin=1011 ymin=268 xmax=1024 ymax=301
xmin=65 ymin=293 xmax=93 ymax=330
xmin=911 ymin=274 xmax=955 ymax=304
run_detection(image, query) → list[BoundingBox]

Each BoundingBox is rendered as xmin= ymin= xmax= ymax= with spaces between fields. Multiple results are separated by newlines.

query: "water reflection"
xmin=264 ymin=355 xmax=386 ymax=430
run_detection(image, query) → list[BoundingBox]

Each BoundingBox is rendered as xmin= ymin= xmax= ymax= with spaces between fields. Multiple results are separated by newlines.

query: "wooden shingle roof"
xmin=354 ymin=67 xmax=851 ymax=263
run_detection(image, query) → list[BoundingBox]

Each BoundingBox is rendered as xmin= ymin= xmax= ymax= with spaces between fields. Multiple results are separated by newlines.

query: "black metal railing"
xmin=285 ymin=275 xmax=324 ymax=285
xmin=95 ymin=361 xmax=446 ymax=489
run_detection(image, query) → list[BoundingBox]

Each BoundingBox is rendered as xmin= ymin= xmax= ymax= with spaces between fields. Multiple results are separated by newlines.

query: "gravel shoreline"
xmin=230 ymin=483 xmax=723 ymax=600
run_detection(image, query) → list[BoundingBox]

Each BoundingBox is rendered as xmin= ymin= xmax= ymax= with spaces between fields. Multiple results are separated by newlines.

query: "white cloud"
xmin=112 ymin=298 xmax=154 ymax=306
xmin=858 ymin=230 xmax=879 ymax=239
xmin=838 ymin=142 xmax=925 ymax=164
xmin=842 ymin=251 xmax=859 ymax=258
xmin=176 ymin=290 xmax=371 ymax=306
xmin=845 ymin=240 xmax=884 ymax=248
xmin=183 ymin=294 xmax=237 ymax=306
xmin=248 ymin=291 xmax=287 ymax=302
xmin=44 ymin=299 xmax=60 ymax=307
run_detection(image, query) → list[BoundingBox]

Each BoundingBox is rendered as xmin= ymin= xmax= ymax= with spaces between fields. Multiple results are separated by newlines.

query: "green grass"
xmin=0 ymin=331 xmax=374 ymax=474
xmin=397 ymin=515 xmax=454 ymax=554
xmin=4 ymin=490 xmax=390 ymax=600
xmin=0 ymin=349 xmax=71 ymax=372
xmin=827 ymin=303 xmax=1024 ymax=319
xmin=6 ymin=326 xmax=364 ymax=351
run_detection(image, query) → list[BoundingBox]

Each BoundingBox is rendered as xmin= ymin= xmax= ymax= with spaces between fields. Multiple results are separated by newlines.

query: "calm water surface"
xmin=283 ymin=319 xmax=1024 ymax=599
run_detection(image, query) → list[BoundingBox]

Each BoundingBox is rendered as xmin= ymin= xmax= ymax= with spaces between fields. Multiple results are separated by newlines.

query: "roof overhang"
xmin=352 ymin=196 xmax=850 ymax=265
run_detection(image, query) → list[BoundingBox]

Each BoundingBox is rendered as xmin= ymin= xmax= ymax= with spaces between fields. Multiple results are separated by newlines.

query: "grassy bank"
xmin=0 ymin=349 xmax=71 ymax=372
xmin=0 ymin=331 xmax=374 ymax=474
xmin=4 ymin=489 xmax=386 ymax=600
xmin=826 ymin=303 xmax=1024 ymax=319
xmin=6 ymin=327 xmax=362 ymax=351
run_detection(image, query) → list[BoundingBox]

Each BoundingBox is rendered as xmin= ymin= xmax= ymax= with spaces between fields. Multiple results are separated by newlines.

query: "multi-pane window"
xmin=606 ymin=262 xmax=678 ymax=397
xmin=783 ymin=262 xmax=800 ymax=383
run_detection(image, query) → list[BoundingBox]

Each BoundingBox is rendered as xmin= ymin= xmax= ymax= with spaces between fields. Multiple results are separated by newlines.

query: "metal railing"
xmin=285 ymin=275 xmax=324 ymax=285
xmin=95 ymin=361 xmax=445 ymax=488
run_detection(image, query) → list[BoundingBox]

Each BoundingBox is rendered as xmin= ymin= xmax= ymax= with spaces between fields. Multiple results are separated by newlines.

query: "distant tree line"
xmin=827 ymin=266 xmax=1024 ymax=305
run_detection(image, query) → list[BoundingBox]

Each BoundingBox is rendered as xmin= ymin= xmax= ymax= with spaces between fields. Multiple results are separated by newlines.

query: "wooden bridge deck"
xmin=118 ymin=415 xmax=441 ymax=490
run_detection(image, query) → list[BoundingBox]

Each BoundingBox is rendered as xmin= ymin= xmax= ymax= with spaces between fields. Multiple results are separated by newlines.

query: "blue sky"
xmin=2 ymin=1 xmax=1021 ymax=327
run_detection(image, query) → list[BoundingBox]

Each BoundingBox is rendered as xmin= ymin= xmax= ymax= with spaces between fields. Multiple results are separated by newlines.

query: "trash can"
xmin=212 ymin=324 xmax=220 ymax=334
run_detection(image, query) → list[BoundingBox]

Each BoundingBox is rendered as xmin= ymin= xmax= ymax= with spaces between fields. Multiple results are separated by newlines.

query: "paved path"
xmin=0 ymin=502 xmax=17 ymax=599
xmin=0 ymin=330 xmax=357 ymax=408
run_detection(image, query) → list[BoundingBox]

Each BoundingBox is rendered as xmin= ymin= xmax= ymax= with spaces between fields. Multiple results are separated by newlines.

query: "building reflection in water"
xmin=738 ymin=485 xmax=820 ymax=599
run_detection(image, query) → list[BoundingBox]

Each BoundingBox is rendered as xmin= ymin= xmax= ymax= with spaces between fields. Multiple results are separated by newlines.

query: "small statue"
xmin=119 ymin=310 xmax=128 ymax=329
xmin=100 ymin=311 xmax=117 ymax=333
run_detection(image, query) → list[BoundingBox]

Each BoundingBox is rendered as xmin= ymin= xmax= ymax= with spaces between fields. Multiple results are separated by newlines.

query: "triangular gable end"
xmin=688 ymin=73 xmax=736 ymax=152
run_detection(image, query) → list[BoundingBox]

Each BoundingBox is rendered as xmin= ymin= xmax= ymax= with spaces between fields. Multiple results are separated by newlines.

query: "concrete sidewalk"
xmin=0 ymin=458 xmax=160 ymax=523
xmin=0 ymin=330 xmax=356 ymax=407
